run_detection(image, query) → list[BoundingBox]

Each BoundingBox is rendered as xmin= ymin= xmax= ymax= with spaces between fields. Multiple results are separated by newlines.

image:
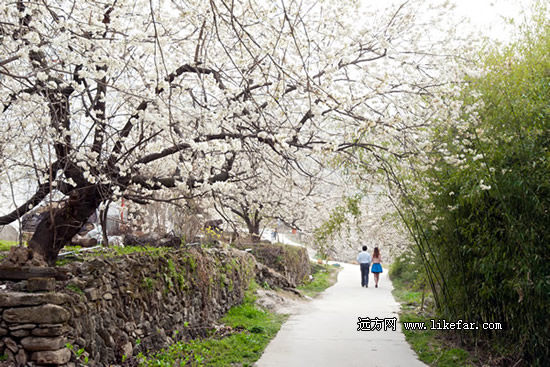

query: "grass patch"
xmin=62 ymin=245 xmax=83 ymax=252
xmin=105 ymin=245 xmax=170 ymax=257
xmin=399 ymin=312 xmax=473 ymax=367
xmin=0 ymin=240 xmax=24 ymax=252
xmin=297 ymin=262 xmax=340 ymax=298
xmin=390 ymin=253 xmax=475 ymax=367
xmin=0 ymin=240 xmax=26 ymax=261
xmin=55 ymin=245 xmax=172 ymax=266
xmin=137 ymin=281 xmax=287 ymax=366
xmin=392 ymin=288 xmax=424 ymax=306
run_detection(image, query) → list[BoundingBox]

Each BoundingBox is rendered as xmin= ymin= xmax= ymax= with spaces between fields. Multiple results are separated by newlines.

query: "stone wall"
xmin=61 ymin=246 xmax=255 ymax=365
xmin=0 ymin=282 xmax=73 ymax=365
xmin=0 ymin=246 xmax=256 ymax=366
xmin=234 ymin=242 xmax=310 ymax=286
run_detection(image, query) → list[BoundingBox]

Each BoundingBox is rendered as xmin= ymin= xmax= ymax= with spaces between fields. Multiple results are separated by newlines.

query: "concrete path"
xmin=256 ymin=263 xmax=426 ymax=367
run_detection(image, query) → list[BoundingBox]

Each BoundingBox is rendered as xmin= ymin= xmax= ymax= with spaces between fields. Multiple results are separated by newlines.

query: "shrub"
xmin=400 ymin=16 xmax=549 ymax=365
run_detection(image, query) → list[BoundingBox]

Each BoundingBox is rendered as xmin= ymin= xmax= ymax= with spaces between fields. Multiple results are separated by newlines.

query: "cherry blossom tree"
xmin=210 ymin=151 xmax=326 ymax=240
xmin=0 ymin=0 xmax=464 ymax=264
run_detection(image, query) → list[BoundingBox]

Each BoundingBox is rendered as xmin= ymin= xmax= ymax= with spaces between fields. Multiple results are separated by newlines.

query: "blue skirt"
xmin=371 ymin=263 xmax=383 ymax=273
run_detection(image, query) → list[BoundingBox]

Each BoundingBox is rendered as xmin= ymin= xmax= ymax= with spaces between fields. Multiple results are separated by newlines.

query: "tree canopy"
xmin=1 ymin=0 xmax=464 ymax=263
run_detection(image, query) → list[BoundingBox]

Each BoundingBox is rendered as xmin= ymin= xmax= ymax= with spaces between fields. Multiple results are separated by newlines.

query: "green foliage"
xmin=164 ymin=258 xmax=188 ymax=291
xmin=162 ymin=259 xmax=181 ymax=291
xmin=184 ymin=255 xmax=198 ymax=272
xmin=138 ymin=281 xmax=286 ymax=367
xmin=313 ymin=194 xmax=362 ymax=258
xmin=388 ymin=250 xmax=430 ymax=303
xmin=66 ymin=284 xmax=85 ymax=295
xmin=108 ymin=246 xmax=170 ymax=257
xmin=391 ymin=253 xmax=474 ymax=367
xmin=388 ymin=250 xmax=420 ymax=288
xmin=66 ymin=343 xmax=88 ymax=364
xmin=142 ymin=277 xmax=156 ymax=292
xmin=297 ymin=263 xmax=340 ymax=297
xmin=63 ymin=245 xmax=82 ymax=252
xmin=401 ymin=18 xmax=550 ymax=365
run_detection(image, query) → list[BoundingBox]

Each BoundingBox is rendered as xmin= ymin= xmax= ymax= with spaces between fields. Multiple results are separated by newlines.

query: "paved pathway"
xmin=256 ymin=262 xmax=426 ymax=367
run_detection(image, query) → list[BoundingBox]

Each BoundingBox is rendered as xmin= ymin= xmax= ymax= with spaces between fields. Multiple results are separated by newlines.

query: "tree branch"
xmin=0 ymin=161 xmax=61 ymax=225
xmin=156 ymin=63 xmax=226 ymax=93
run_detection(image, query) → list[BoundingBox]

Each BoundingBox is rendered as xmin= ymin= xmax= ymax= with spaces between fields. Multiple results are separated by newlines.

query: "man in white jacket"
xmin=357 ymin=246 xmax=372 ymax=288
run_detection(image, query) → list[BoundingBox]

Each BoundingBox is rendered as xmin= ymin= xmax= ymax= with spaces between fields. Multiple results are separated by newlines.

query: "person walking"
xmin=371 ymin=247 xmax=383 ymax=288
xmin=357 ymin=246 xmax=371 ymax=288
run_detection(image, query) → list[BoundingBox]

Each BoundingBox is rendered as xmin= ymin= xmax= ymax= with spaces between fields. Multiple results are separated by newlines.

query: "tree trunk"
xmin=230 ymin=206 xmax=262 ymax=242
xmin=28 ymin=186 xmax=101 ymax=266
xmin=100 ymin=201 xmax=110 ymax=247
xmin=246 ymin=212 xmax=261 ymax=242
xmin=246 ymin=222 xmax=261 ymax=242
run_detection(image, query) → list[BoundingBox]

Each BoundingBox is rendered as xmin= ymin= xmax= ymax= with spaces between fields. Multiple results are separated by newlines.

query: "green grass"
xmin=138 ymin=281 xmax=287 ymax=366
xmin=297 ymin=263 xmax=340 ymax=298
xmin=63 ymin=245 xmax=170 ymax=257
xmin=390 ymin=254 xmax=475 ymax=367
xmin=62 ymin=245 xmax=83 ymax=252
xmin=55 ymin=245 xmax=172 ymax=266
xmin=0 ymin=240 xmax=171 ymax=264
xmin=399 ymin=312 xmax=473 ymax=367
xmin=0 ymin=240 xmax=24 ymax=252
xmin=0 ymin=240 xmax=25 ymax=261
xmin=392 ymin=288 xmax=424 ymax=306
xmin=105 ymin=245 xmax=170 ymax=257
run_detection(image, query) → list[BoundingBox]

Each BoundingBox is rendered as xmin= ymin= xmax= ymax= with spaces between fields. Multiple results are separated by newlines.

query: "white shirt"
xmin=357 ymin=251 xmax=372 ymax=264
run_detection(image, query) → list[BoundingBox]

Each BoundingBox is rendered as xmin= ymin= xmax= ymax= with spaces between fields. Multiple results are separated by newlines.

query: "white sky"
xmin=360 ymin=0 xmax=535 ymax=42
xmin=449 ymin=0 xmax=533 ymax=41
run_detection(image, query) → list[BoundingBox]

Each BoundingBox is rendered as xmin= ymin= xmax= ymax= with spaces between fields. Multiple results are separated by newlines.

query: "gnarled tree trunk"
xmin=28 ymin=187 xmax=101 ymax=266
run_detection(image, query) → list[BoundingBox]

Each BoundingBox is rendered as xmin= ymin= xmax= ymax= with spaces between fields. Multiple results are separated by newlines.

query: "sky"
xmin=360 ymin=0 xmax=535 ymax=42
xmin=450 ymin=0 xmax=534 ymax=41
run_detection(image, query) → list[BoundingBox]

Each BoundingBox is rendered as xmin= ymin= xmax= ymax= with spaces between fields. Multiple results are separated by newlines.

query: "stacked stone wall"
xmin=233 ymin=242 xmax=311 ymax=286
xmin=0 ymin=246 xmax=256 ymax=366
xmin=0 ymin=284 xmax=72 ymax=365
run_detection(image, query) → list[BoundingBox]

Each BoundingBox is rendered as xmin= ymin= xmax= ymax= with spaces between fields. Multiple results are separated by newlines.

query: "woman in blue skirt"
xmin=371 ymin=247 xmax=383 ymax=288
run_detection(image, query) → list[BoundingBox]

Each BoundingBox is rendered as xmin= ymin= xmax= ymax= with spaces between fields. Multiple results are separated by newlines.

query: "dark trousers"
xmin=360 ymin=263 xmax=370 ymax=287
